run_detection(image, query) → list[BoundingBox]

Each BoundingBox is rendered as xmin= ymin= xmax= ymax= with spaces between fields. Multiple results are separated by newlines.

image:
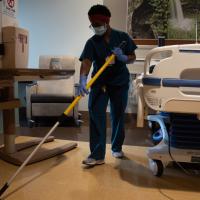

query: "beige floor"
xmin=0 ymin=136 xmax=200 ymax=200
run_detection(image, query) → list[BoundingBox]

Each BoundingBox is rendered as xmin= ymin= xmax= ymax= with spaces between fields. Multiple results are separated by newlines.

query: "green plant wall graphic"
xmin=127 ymin=0 xmax=200 ymax=39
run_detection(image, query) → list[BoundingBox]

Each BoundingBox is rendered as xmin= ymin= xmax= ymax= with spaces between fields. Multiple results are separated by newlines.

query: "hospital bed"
xmin=135 ymin=44 xmax=200 ymax=176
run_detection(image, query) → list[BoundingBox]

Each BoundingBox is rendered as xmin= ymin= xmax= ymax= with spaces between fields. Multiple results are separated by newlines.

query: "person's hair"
xmin=88 ymin=4 xmax=111 ymax=17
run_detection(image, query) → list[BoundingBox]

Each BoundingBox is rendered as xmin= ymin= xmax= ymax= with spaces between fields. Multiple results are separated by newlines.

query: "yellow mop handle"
xmin=63 ymin=54 xmax=115 ymax=116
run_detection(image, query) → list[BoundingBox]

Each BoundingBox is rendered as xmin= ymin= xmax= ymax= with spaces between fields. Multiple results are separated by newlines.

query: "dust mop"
xmin=0 ymin=41 xmax=127 ymax=197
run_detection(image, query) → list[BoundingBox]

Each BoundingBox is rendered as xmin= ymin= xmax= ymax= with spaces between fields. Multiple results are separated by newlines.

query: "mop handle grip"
xmin=62 ymin=54 xmax=115 ymax=116
xmin=62 ymin=41 xmax=127 ymax=117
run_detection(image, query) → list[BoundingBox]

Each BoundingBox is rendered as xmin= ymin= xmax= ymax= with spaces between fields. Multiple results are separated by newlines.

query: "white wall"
xmin=18 ymin=0 xmax=103 ymax=111
xmin=103 ymin=0 xmax=127 ymax=31
xmin=18 ymin=0 xmax=103 ymax=68
xmin=17 ymin=0 xmax=150 ymax=114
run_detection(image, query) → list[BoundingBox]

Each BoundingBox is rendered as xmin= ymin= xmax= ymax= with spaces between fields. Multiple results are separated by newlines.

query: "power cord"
xmin=167 ymin=128 xmax=199 ymax=176
xmin=158 ymin=188 xmax=175 ymax=200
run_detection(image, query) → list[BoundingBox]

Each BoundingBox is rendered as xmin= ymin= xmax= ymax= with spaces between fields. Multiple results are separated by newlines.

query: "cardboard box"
xmin=0 ymin=0 xmax=18 ymax=68
xmin=2 ymin=26 xmax=29 ymax=68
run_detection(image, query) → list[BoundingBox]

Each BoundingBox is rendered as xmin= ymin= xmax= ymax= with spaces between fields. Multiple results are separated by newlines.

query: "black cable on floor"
xmin=158 ymin=188 xmax=175 ymax=200
xmin=167 ymin=127 xmax=196 ymax=176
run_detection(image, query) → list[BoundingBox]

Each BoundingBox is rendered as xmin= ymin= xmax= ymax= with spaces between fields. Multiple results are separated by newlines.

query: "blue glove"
xmin=112 ymin=47 xmax=128 ymax=63
xmin=78 ymin=75 xmax=89 ymax=96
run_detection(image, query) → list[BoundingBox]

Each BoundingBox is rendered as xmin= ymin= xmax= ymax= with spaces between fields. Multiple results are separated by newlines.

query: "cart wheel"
xmin=75 ymin=119 xmax=83 ymax=127
xmin=149 ymin=159 xmax=164 ymax=177
xmin=28 ymin=120 xmax=35 ymax=128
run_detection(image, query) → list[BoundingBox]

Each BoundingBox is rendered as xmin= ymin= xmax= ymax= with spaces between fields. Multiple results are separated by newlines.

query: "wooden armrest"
xmin=0 ymin=99 xmax=20 ymax=110
xmin=0 ymin=80 xmax=13 ymax=89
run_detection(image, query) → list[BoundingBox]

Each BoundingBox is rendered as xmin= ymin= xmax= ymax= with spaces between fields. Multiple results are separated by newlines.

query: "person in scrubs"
xmin=79 ymin=4 xmax=137 ymax=166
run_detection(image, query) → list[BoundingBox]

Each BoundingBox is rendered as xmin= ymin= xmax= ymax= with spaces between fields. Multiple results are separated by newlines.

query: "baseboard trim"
xmin=79 ymin=111 xmax=137 ymax=126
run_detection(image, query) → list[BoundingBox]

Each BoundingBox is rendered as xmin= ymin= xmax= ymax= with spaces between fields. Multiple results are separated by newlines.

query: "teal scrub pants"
xmin=88 ymin=83 xmax=129 ymax=160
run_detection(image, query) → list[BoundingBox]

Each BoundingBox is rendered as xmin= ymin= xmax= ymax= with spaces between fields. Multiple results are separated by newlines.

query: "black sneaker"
xmin=82 ymin=158 xmax=105 ymax=166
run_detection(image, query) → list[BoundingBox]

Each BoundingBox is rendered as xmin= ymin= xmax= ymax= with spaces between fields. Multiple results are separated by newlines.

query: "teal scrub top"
xmin=80 ymin=29 xmax=137 ymax=86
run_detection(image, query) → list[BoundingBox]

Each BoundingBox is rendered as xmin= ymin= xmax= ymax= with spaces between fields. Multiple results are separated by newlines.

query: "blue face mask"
xmin=92 ymin=24 xmax=107 ymax=36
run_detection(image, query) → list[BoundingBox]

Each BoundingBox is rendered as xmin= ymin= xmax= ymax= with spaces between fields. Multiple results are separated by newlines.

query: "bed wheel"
xmin=149 ymin=159 xmax=164 ymax=177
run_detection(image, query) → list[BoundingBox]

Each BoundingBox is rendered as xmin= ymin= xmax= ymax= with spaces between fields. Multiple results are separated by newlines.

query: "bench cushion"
xmin=31 ymin=94 xmax=74 ymax=103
